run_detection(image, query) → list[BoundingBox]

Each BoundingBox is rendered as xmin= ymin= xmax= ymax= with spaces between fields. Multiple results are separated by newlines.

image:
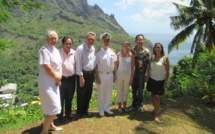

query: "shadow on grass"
xmin=21 ymin=123 xmax=43 ymax=134
xmin=125 ymin=97 xmax=215 ymax=133
xmin=168 ymin=97 xmax=215 ymax=133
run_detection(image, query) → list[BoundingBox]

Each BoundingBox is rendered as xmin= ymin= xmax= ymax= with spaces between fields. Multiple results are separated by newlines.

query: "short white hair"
xmin=46 ymin=30 xmax=58 ymax=39
xmin=86 ymin=32 xmax=96 ymax=38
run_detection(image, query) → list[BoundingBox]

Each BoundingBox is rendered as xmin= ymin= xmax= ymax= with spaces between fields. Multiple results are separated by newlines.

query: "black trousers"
xmin=132 ymin=71 xmax=145 ymax=108
xmin=76 ymin=71 xmax=94 ymax=115
xmin=57 ymin=75 xmax=76 ymax=118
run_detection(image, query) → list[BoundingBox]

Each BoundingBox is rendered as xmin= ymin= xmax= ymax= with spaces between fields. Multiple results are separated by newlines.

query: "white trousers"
xmin=116 ymin=73 xmax=130 ymax=102
xmin=97 ymin=73 xmax=113 ymax=113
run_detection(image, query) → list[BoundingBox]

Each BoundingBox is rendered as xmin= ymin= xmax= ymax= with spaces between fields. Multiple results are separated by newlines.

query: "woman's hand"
xmin=56 ymin=81 xmax=61 ymax=87
xmin=145 ymin=76 xmax=149 ymax=82
xmin=55 ymin=75 xmax=61 ymax=87
xmin=113 ymin=75 xmax=116 ymax=83
xmin=163 ymin=81 xmax=167 ymax=89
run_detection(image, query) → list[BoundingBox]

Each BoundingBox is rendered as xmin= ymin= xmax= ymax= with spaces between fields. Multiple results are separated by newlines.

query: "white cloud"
xmin=115 ymin=0 xmax=189 ymax=24
xmin=114 ymin=0 xmax=128 ymax=9
xmin=130 ymin=14 xmax=144 ymax=21
xmin=115 ymin=0 xmax=174 ymax=8
xmin=115 ymin=0 xmax=189 ymax=7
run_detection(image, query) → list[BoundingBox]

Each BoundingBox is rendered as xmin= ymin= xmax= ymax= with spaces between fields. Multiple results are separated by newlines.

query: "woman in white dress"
xmin=116 ymin=42 xmax=135 ymax=113
xmin=38 ymin=30 xmax=62 ymax=134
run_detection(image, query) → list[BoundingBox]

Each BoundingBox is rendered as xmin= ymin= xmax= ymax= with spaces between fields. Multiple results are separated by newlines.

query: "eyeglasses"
xmin=87 ymin=38 xmax=95 ymax=41
xmin=155 ymin=47 xmax=161 ymax=49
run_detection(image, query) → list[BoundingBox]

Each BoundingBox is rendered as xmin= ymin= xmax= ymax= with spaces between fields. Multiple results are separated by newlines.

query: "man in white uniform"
xmin=95 ymin=32 xmax=117 ymax=116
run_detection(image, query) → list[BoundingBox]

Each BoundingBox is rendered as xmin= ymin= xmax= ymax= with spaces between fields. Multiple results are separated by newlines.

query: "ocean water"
xmin=130 ymin=33 xmax=193 ymax=65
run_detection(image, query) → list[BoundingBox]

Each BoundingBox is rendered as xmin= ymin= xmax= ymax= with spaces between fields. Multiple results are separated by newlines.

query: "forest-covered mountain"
xmin=0 ymin=0 xmax=136 ymax=48
xmin=0 ymin=0 xmax=152 ymax=103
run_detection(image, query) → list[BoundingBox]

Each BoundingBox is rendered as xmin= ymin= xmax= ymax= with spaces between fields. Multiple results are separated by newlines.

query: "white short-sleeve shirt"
xmin=38 ymin=44 xmax=62 ymax=79
xmin=96 ymin=47 xmax=117 ymax=72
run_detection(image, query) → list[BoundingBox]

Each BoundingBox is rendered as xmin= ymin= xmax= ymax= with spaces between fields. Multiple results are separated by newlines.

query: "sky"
xmin=87 ymin=0 xmax=190 ymax=35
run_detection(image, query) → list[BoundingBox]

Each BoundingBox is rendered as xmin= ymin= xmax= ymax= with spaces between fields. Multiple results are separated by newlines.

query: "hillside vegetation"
xmin=0 ymin=0 xmax=152 ymax=103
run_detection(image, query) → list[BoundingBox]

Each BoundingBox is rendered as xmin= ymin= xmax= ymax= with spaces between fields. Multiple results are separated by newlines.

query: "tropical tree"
xmin=0 ymin=0 xmax=44 ymax=50
xmin=168 ymin=0 xmax=215 ymax=63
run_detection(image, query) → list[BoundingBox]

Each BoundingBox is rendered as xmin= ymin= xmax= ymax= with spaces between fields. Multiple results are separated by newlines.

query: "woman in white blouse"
xmin=38 ymin=30 xmax=62 ymax=134
xmin=116 ymin=42 xmax=135 ymax=113
xmin=147 ymin=43 xmax=170 ymax=123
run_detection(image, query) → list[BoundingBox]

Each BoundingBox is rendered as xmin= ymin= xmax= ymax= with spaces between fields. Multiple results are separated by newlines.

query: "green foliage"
xmin=0 ymin=79 xmax=8 ymax=87
xmin=0 ymin=0 xmax=44 ymax=23
xmin=197 ymin=82 xmax=215 ymax=104
xmin=169 ymin=47 xmax=215 ymax=101
xmin=0 ymin=39 xmax=15 ymax=51
xmin=0 ymin=44 xmax=40 ymax=103
xmin=169 ymin=56 xmax=198 ymax=97
xmin=0 ymin=102 xmax=43 ymax=132
xmin=160 ymin=89 xmax=175 ymax=103
xmin=193 ymin=49 xmax=215 ymax=103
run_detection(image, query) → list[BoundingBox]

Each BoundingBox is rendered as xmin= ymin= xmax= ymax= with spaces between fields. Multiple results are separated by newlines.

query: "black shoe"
xmin=76 ymin=113 xmax=82 ymax=119
xmin=85 ymin=112 xmax=92 ymax=116
xmin=58 ymin=117 xmax=66 ymax=124
xmin=66 ymin=115 xmax=74 ymax=120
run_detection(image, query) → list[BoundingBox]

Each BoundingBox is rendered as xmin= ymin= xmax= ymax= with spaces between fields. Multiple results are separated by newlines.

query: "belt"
xmin=62 ymin=75 xmax=74 ymax=79
xmin=135 ymin=69 xmax=144 ymax=72
xmin=83 ymin=70 xmax=94 ymax=74
xmin=99 ymin=71 xmax=112 ymax=74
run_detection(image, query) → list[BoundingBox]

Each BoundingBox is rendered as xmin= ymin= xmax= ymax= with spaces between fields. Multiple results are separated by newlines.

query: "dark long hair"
xmin=153 ymin=43 xmax=165 ymax=56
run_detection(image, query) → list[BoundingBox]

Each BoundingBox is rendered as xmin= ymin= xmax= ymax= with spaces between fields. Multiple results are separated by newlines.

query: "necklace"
xmin=121 ymin=52 xmax=129 ymax=57
xmin=155 ymin=55 xmax=162 ymax=62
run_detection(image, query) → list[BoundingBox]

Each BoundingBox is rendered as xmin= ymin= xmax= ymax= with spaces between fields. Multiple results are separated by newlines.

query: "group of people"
xmin=38 ymin=30 xmax=170 ymax=134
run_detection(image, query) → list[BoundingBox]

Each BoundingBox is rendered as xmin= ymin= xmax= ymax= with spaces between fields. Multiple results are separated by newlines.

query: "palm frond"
xmin=170 ymin=15 xmax=195 ymax=30
xmin=205 ymin=22 xmax=215 ymax=52
xmin=191 ymin=27 xmax=203 ymax=53
xmin=168 ymin=23 xmax=196 ymax=53
xmin=170 ymin=0 xmax=215 ymax=62
xmin=171 ymin=2 xmax=201 ymax=30
xmin=190 ymin=0 xmax=203 ymax=8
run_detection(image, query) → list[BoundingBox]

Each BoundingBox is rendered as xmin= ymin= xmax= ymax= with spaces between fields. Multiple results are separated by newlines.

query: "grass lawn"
xmin=3 ymin=96 xmax=215 ymax=134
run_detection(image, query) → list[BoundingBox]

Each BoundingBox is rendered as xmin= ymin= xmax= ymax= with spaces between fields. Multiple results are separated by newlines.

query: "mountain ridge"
xmin=0 ymin=0 xmax=131 ymax=48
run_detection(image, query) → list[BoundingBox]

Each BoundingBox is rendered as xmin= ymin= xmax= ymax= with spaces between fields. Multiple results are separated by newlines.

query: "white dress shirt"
xmin=75 ymin=43 xmax=96 ymax=76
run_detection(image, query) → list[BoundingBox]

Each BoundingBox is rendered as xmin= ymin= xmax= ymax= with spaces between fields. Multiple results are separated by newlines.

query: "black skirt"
xmin=146 ymin=77 xmax=165 ymax=96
